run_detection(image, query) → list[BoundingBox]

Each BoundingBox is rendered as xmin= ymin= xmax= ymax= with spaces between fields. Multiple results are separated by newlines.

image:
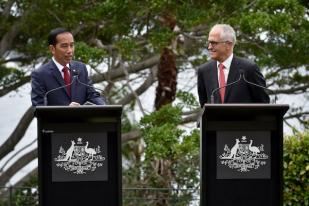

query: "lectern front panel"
xmin=36 ymin=106 xmax=122 ymax=206
xmin=200 ymin=104 xmax=288 ymax=206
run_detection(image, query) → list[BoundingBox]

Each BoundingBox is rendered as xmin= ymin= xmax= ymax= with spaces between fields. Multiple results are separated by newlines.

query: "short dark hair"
xmin=48 ymin=28 xmax=71 ymax=45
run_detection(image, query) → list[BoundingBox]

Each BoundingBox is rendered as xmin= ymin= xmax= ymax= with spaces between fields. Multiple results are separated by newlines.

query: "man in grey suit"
xmin=197 ymin=24 xmax=269 ymax=106
xmin=31 ymin=28 xmax=106 ymax=106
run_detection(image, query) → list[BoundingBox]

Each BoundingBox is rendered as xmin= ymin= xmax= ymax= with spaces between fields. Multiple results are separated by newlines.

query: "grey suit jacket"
xmin=31 ymin=60 xmax=106 ymax=106
xmin=197 ymin=56 xmax=270 ymax=106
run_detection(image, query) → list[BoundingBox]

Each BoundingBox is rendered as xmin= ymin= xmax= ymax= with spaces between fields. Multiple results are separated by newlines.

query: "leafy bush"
xmin=283 ymin=131 xmax=309 ymax=206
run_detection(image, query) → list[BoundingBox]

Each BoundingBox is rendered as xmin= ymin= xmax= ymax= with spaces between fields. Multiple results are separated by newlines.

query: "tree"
xmin=0 ymin=0 xmax=309 ymax=204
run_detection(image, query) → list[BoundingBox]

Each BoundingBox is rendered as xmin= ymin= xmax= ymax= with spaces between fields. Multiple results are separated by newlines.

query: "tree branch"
xmin=0 ymin=148 xmax=37 ymax=186
xmin=92 ymin=55 xmax=160 ymax=83
xmin=120 ymin=59 xmax=147 ymax=115
xmin=0 ymin=23 xmax=21 ymax=57
xmin=0 ymin=76 xmax=31 ymax=97
xmin=274 ymin=84 xmax=309 ymax=94
xmin=0 ymin=106 xmax=34 ymax=160
xmin=181 ymin=112 xmax=199 ymax=124
xmin=284 ymin=112 xmax=309 ymax=120
xmin=2 ymin=0 xmax=15 ymax=19
xmin=117 ymin=66 xmax=157 ymax=105
xmin=122 ymin=130 xmax=141 ymax=143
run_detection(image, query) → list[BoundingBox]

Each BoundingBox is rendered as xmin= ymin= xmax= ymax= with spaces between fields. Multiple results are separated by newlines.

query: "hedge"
xmin=284 ymin=131 xmax=309 ymax=206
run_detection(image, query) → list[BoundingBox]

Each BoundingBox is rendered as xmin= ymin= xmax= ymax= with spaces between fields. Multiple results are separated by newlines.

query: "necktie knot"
xmin=219 ymin=63 xmax=225 ymax=71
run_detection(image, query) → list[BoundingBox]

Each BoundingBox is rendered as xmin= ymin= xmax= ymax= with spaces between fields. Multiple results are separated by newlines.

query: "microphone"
xmin=210 ymin=72 xmax=242 ymax=103
xmin=240 ymin=69 xmax=277 ymax=103
xmin=43 ymin=70 xmax=78 ymax=105
xmin=72 ymin=68 xmax=107 ymax=104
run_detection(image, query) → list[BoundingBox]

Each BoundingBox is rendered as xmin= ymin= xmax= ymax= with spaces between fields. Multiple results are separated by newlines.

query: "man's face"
xmin=207 ymin=28 xmax=232 ymax=62
xmin=49 ymin=32 xmax=74 ymax=66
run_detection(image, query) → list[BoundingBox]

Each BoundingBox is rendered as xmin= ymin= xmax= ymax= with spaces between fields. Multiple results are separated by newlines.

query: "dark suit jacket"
xmin=197 ymin=56 xmax=270 ymax=106
xmin=31 ymin=60 xmax=106 ymax=106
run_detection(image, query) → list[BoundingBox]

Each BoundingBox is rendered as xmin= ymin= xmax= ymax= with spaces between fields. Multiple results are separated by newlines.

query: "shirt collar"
xmin=52 ymin=57 xmax=70 ymax=73
xmin=217 ymin=53 xmax=233 ymax=70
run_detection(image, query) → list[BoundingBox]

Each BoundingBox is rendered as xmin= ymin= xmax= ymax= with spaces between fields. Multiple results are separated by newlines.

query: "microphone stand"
xmin=44 ymin=75 xmax=78 ymax=106
xmin=241 ymin=71 xmax=277 ymax=104
xmin=210 ymin=74 xmax=242 ymax=104
xmin=75 ymin=76 xmax=108 ymax=104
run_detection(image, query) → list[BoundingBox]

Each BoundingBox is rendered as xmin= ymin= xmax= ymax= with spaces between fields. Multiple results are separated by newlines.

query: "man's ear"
xmin=49 ymin=45 xmax=55 ymax=54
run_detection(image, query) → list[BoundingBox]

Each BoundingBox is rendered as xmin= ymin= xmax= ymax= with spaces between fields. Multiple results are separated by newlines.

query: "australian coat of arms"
xmin=54 ymin=138 xmax=105 ymax=174
xmin=219 ymin=136 xmax=268 ymax=172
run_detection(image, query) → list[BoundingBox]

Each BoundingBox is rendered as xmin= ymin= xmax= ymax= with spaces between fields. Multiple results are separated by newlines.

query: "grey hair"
xmin=212 ymin=24 xmax=236 ymax=45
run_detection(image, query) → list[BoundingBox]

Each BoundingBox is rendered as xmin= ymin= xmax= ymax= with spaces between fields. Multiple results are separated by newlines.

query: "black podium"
xmin=200 ymin=104 xmax=289 ymax=206
xmin=35 ymin=105 xmax=122 ymax=206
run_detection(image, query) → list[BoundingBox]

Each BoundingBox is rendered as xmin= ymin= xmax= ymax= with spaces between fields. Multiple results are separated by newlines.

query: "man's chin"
xmin=65 ymin=58 xmax=72 ymax=64
xmin=210 ymin=55 xmax=218 ymax=61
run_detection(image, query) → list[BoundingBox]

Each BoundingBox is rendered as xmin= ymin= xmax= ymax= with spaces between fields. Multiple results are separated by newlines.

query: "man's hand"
xmin=69 ymin=102 xmax=80 ymax=106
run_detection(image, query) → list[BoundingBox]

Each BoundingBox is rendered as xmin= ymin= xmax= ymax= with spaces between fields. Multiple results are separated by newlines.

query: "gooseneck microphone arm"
xmin=43 ymin=73 xmax=78 ymax=106
xmin=210 ymin=73 xmax=242 ymax=104
xmin=241 ymin=70 xmax=277 ymax=104
xmin=75 ymin=77 xmax=105 ymax=93
xmin=72 ymin=68 xmax=107 ymax=104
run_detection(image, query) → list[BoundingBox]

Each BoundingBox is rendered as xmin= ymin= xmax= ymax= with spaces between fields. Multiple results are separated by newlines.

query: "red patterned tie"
xmin=219 ymin=63 xmax=226 ymax=103
xmin=62 ymin=66 xmax=71 ymax=96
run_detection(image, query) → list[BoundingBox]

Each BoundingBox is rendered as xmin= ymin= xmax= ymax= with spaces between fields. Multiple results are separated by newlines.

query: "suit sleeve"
xmin=197 ymin=67 xmax=207 ymax=107
xmin=247 ymin=64 xmax=270 ymax=103
xmin=31 ymin=70 xmax=46 ymax=106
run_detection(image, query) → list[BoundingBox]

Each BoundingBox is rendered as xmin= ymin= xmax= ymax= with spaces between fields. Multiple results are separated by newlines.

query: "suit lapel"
xmin=210 ymin=61 xmax=220 ymax=103
xmin=69 ymin=62 xmax=77 ymax=101
xmin=49 ymin=60 xmax=70 ymax=97
xmin=224 ymin=57 xmax=239 ymax=102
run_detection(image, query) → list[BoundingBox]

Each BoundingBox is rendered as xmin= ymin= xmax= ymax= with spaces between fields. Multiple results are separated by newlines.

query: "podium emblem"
xmin=54 ymin=138 xmax=106 ymax=174
xmin=219 ymin=136 xmax=268 ymax=172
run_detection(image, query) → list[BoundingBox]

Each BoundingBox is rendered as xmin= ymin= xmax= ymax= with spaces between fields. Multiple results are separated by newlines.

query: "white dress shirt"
xmin=52 ymin=57 xmax=70 ymax=78
xmin=217 ymin=53 xmax=233 ymax=83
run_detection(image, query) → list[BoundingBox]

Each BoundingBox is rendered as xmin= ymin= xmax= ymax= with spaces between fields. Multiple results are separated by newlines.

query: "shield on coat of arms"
xmin=74 ymin=145 xmax=85 ymax=157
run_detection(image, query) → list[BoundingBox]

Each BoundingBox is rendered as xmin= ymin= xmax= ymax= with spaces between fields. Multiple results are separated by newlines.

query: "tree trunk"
xmin=154 ymin=48 xmax=177 ymax=110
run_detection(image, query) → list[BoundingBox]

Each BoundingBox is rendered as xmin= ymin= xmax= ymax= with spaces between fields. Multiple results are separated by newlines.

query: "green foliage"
xmin=176 ymin=2 xmax=210 ymax=28
xmin=140 ymin=104 xmax=182 ymax=159
xmin=172 ymin=129 xmax=200 ymax=188
xmin=176 ymin=90 xmax=199 ymax=109
xmin=149 ymin=27 xmax=176 ymax=51
xmin=74 ymin=42 xmax=106 ymax=67
xmin=141 ymin=104 xmax=182 ymax=128
xmin=0 ymin=175 xmax=38 ymax=206
xmin=116 ymin=38 xmax=140 ymax=60
xmin=129 ymin=104 xmax=200 ymax=204
xmin=124 ymin=104 xmax=192 ymax=192
xmin=283 ymin=131 xmax=309 ymax=206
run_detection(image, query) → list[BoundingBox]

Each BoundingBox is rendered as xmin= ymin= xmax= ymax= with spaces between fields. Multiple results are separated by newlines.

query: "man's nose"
xmin=208 ymin=44 xmax=213 ymax=50
xmin=67 ymin=46 xmax=73 ymax=53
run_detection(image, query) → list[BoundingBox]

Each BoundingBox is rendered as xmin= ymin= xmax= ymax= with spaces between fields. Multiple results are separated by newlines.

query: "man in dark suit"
xmin=31 ymin=28 xmax=106 ymax=106
xmin=197 ymin=24 xmax=269 ymax=106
